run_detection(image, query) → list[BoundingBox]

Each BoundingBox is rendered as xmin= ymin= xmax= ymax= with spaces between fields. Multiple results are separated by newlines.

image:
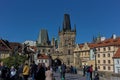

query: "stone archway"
xmin=53 ymin=58 xmax=62 ymax=66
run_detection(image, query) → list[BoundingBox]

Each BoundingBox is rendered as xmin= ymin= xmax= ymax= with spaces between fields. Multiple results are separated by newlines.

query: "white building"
xmin=113 ymin=48 xmax=120 ymax=74
xmin=36 ymin=54 xmax=51 ymax=67
xmin=23 ymin=40 xmax=36 ymax=46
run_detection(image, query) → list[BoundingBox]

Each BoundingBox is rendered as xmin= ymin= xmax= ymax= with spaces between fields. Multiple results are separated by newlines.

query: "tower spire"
xmin=62 ymin=14 xmax=71 ymax=31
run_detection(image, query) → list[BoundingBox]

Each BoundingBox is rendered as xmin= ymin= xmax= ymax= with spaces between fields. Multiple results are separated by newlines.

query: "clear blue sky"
xmin=0 ymin=0 xmax=120 ymax=43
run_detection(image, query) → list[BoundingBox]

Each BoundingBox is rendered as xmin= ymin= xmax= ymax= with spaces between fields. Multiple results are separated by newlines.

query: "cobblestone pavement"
xmin=28 ymin=70 xmax=120 ymax=80
xmin=77 ymin=70 xmax=120 ymax=80
xmin=53 ymin=72 xmax=86 ymax=80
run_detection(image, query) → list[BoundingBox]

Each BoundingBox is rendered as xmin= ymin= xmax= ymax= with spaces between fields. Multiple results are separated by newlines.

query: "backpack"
xmin=85 ymin=66 xmax=90 ymax=72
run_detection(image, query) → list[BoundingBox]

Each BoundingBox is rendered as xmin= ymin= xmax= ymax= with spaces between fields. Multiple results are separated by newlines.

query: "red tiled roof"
xmin=96 ymin=38 xmax=120 ymax=47
xmin=79 ymin=37 xmax=120 ymax=49
xmin=9 ymin=42 xmax=22 ymax=52
xmin=113 ymin=48 xmax=120 ymax=58
xmin=0 ymin=40 xmax=11 ymax=51
xmin=38 ymin=54 xmax=49 ymax=59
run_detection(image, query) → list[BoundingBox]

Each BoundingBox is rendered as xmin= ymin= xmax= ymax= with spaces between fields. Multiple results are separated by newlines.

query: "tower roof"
xmin=62 ymin=14 xmax=71 ymax=31
xmin=38 ymin=29 xmax=50 ymax=45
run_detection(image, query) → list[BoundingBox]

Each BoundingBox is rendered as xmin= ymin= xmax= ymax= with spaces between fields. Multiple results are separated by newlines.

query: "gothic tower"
xmin=58 ymin=14 xmax=76 ymax=65
xmin=37 ymin=29 xmax=53 ymax=55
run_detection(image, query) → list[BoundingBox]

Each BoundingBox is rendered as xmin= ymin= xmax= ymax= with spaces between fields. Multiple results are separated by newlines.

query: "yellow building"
xmin=74 ymin=36 xmax=120 ymax=73
xmin=74 ymin=43 xmax=95 ymax=68
xmin=95 ymin=37 xmax=120 ymax=72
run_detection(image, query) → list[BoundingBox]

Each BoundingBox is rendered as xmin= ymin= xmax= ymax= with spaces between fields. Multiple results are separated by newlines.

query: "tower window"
xmin=68 ymin=50 xmax=70 ymax=55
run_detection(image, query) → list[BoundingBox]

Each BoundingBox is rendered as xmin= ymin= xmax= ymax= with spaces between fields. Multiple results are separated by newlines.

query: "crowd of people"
xmin=0 ymin=61 xmax=76 ymax=80
xmin=82 ymin=64 xmax=99 ymax=80
xmin=0 ymin=60 xmax=100 ymax=80
xmin=0 ymin=61 xmax=53 ymax=80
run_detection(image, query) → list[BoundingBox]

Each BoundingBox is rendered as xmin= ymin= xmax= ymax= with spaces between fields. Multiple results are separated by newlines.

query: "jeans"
xmin=32 ymin=74 xmax=35 ymax=80
xmin=86 ymin=72 xmax=90 ymax=80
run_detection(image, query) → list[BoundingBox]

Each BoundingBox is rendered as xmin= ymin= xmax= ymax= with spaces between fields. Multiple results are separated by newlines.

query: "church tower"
xmin=58 ymin=14 xmax=76 ymax=65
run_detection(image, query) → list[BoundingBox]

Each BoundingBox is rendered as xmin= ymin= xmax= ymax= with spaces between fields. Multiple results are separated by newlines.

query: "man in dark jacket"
xmin=30 ymin=61 xmax=37 ymax=80
xmin=35 ymin=63 xmax=45 ymax=80
xmin=61 ymin=63 xmax=66 ymax=79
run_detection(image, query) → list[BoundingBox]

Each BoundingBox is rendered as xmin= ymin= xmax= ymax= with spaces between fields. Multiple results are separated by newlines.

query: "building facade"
xmin=0 ymin=39 xmax=22 ymax=59
xmin=36 ymin=54 xmax=51 ymax=67
xmin=95 ymin=37 xmax=120 ymax=72
xmin=113 ymin=48 xmax=120 ymax=74
xmin=74 ymin=35 xmax=120 ymax=73
xmin=0 ymin=39 xmax=11 ymax=59
xmin=74 ymin=43 xmax=95 ymax=68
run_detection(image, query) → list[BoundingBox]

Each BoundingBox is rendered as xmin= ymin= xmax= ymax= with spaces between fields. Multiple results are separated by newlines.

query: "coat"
xmin=45 ymin=70 xmax=53 ymax=80
xmin=35 ymin=67 xmax=45 ymax=80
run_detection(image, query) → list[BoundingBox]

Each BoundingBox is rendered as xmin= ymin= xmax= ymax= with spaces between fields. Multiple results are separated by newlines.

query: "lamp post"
xmin=93 ymin=48 xmax=97 ymax=71
xmin=76 ymin=52 xmax=80 ymax=67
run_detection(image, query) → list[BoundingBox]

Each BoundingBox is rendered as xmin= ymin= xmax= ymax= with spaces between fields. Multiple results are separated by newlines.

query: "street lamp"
xmin=93 ymin=48 xmax=97 ymax=71
xmin=76 ymin=52 xmax=81 ymax=67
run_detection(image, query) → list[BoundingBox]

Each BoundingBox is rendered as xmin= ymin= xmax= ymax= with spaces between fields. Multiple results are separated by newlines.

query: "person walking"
xmin=94 ymin=73 xmax=99 ymax=80
xmin=0 ymin=62 xmax=10 ymax=80
xmin=89 ymin=65 xmax=93 ymax=80
xmin=45 ymin=66 xmax=53 ymax=80
xmin=23 ymin=63 xmax=30 ymax=80
xmin=86 ymin=66 xmax=90 ymax=80
xmin=35 ymin=63 xmax=45 ymax=80
xmin=10 ymin=66 xmax=16 ymax=80
xmin=83 ymin=64 xmax=86 ymax=76
xmin=61 ymin=63 xmax=66 ymax=80
xmin=17 ymin=64 xmax=23 ymax=80
xmin=30 ymin=61 xmax=37 ymax=80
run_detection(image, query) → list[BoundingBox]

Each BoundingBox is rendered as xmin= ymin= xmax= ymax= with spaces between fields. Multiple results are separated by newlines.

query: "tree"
xmin=2 ymin=54 xmax=27 ymax=69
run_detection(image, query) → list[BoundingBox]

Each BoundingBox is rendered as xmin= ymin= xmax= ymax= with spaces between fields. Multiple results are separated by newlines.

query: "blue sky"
xmin=0 ymin=0 xmax=120 ymax=43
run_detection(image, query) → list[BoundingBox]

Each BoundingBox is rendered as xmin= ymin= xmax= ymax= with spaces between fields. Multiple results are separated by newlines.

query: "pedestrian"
xmin=30 ymin=61 xmax=37 ymax=80
xmin=83 ymin=64 xmax=86 ymax=76
xmin=94 ymin=73 xmax=99 ymax=80
xmin=90 ymin=65 xmax=93 ymax=80
xmin=22 ymin=62 xmax=30 ymax=80
xmin=86 ymin=66 xmax=90 ymax=80
xmin=45 ymin=66 xmax=53 ymax=80
xmin=74 ymin=67 xmax=77 ymax=74
xmin=70 ymin=65 xmax=73 ymax=74
xmin=35 ymin=63 xmax=45 ymax=80
xmin=61 ymin=63 xmax=66 ymax=80
xmin=10 ymin=66 xmax=16 ymax=80
xmin=17 ymin=64 xmax=23 ymax=80
xmin=0 ymin=61 xmax=8 ymax=80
